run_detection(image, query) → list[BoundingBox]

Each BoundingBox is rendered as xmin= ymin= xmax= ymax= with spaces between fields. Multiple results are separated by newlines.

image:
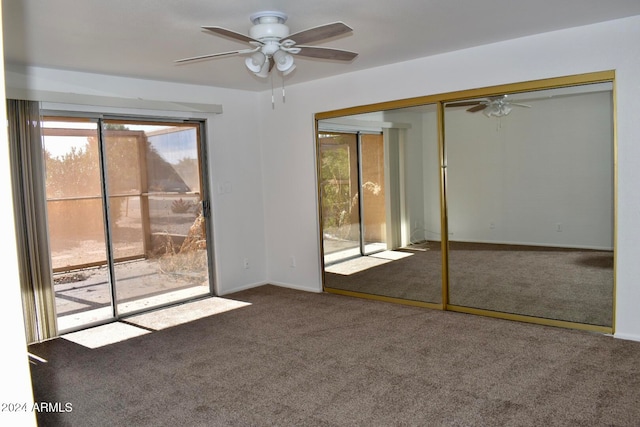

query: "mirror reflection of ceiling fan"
xmin=448 ymin=95 xmax=531 ymax=117
xmin=175 ymin=11 xmax=358 ymax=78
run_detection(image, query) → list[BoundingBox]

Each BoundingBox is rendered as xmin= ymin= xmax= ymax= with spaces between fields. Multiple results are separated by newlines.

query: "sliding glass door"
xmin=42 ymin=117 xmax=213 ymax=332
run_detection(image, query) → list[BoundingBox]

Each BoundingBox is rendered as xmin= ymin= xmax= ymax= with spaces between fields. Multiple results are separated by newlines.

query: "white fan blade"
xmin=287 ymin=22 xmax=353 ymax=45
xmin=175 ymin=48 xmax=257 ymax=64
xmin=511 ymin=103 xmax=531 ymax=108
xmin=295 ymin=46 xmax=358 ymax=61
xmin=202 ymin=26 xmax=262 ymax=44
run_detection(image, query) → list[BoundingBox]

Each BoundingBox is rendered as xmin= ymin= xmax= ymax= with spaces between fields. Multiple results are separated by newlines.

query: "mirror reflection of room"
xmin=319 ymin=105 xmax=443 ymax=305
xmin=444 ymin=83 xmax=614 ymax=327
xmin=317 ymin=79 xmax=614 ymax=329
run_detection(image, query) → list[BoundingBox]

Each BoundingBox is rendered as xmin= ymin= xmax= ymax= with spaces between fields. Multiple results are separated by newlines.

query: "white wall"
xmin=4 ymin=66 xmax=267 ymax=296
xmin=445 ymin=90 xmax=613 ymax=249
xmin=422 ymin=111 xmax=442 ymax=243
xmin=382 ymin=110 xmax=426 ymax=245
xmin=260 ymin=15 xmax=640 ymax=341
xmin=0 ymin=13 xmax=37 ymax=426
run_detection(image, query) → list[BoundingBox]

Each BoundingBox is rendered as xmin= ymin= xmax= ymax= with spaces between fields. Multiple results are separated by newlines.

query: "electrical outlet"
xmin=243 ymin=258 xmax=249 ymax=269
xmin=217 ymin=181 xmax=233 ymax=194
xmin=290 ymin=256 xmax=296 ymax=268
xmin=556 ymin=223 xmax=563 ymax=232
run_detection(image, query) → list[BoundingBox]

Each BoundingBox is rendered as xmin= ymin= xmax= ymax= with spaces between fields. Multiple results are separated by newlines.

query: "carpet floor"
xmin=29 ymin=285 xmax=638 ymax=426
xmin=324 ymin=242 xmax=613 ymax=327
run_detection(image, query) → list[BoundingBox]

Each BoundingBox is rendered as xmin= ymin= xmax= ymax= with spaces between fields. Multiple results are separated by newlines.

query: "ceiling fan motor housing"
xmin=249 ymin=11 xmax=290 ymax=41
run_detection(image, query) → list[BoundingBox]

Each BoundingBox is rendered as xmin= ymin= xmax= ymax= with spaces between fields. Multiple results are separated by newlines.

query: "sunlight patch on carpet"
xmin=125 ymin=297 xmax=251 ymax=331
xmin=371 ymin=250 xmax=414 ymax=261
xmin=63 ymin=322 xmax=151 ymax=349
xmin=326 ymin=251 xmax=414 ymax=275
xmin=61 ymin=297 xmax=251 ymax=348
xmin=326 ymin=256 xmax=391 ymax=275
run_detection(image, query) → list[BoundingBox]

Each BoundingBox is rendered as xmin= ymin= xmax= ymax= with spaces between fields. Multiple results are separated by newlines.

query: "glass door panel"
xmin=319 ymin=132 xmax=362 ymax=265
xmin=42 ymin=119 xmax=114 ymax=331
xmin=103 ymin=121 xmax=212 ymax=315
xmin=360 ymin=133 xmax=387 ymax=255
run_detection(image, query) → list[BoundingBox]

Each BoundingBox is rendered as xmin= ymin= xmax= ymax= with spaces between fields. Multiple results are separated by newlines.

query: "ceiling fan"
xmin=175 ymin=11 xmax=358 ymax=78
xmin=448 ymin=95 xmax=531 ymax=117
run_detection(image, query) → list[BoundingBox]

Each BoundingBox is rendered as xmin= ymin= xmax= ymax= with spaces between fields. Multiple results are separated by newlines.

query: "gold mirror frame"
xmin=315 ymin=70 xmax=616 ymax=334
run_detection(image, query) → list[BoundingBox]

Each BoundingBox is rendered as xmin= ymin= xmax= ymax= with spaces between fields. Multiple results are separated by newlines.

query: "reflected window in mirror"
xmin=318 ymin=104 xmax=443 ymax=305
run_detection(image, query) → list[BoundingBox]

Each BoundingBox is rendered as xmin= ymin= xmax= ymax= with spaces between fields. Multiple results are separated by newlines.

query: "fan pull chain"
xmin=271 ymin=72 xmax=275 ymax=109
xmin=282 ymin=75 xmax=286 ymax=104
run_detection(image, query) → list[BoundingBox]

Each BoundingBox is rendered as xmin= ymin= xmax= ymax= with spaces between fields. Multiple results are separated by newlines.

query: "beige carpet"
xmin=325 ymin=241 xmax=614 ymax=327
xmin=28 ymin=285 xmax=640 ymax=426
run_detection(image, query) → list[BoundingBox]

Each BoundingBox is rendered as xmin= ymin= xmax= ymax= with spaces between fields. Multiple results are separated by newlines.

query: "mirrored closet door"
xmin=443 ymin=82 xmax=614 ymax=327
xmin=317 ymin=72 xmax=615 ymax=332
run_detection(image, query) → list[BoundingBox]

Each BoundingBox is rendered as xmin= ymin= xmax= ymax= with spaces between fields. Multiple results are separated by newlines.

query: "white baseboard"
xmin=217 ymin=280 xmax=269 ymax=296
xmin=268 ymin=281 xmax=323 ymax=293
xmin=613 ymin=332 xmax=640 ymax=342
xmin=449 ymin=239 xmax=613 ymax=251
xmin=217 ymin=280 xmax=322 ymax=296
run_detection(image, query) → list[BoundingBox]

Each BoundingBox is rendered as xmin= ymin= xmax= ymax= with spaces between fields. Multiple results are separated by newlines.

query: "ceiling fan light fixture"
xmin=245 ymin=51 xmax=266 ymax=73
xmin=483 ymin=102 xmax=512 ymax=117
xmin=273 ymin=49 xmax=295 ymax=73
xmin=282 ymin=63 xmax=296 ymax=76
xmin=254 ymin=60 xmax=270 ymax=78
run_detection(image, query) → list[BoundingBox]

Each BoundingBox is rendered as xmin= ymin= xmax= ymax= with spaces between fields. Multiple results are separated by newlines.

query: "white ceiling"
xmin=3 ymin=0 xmax=640 ymax=92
